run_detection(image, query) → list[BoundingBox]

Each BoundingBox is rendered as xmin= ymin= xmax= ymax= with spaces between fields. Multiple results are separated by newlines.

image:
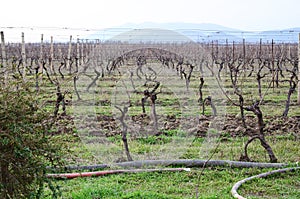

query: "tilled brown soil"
xmin=73 ymin=113 xmax=300 ymax=139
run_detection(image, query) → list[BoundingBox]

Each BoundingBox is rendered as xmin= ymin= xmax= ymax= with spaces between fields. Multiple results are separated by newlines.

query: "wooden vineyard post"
xmin=210 ymin=40 xmax=213 ymax=58
xmin=271 ymin=39 xmax=274 ymax=90
xmin=242 ymin=38 xmax=246 ymax=77
xmin=80 ymin=39 xmax=84 ymax=66
xmin=225 ymin=39 xmax=228 ymax=74
xmin=288 ymin=43 xmax=291 ymax=60
xmin=297 ymin=33 xmax=300 ymax=105
xmin=243 ymin=38 xmax=246 ymax=63
xmin=50 ymin=36 xmax=54 ymax=73
xmin=39 ymin=34 xmax=44 ymax=75
xmin=209 ymin=40 xmax=214 ymax=75
xmin=1 ymin=31 xmax=7 ymax=84
xmin=35 ymin=34 xmax=44 ymax=91
xmin=76 ymin=38 xmax=80 ymax=68
xmin=67 ymin=35 xmax=72 ymax=74
xmin=215 ymin=40 xmax=219 ymax=60
xmin=232 ymin=41 xmax=235 ymax=61
xmin=21 ymin=32 xmax=26 ymax=80
xmin=259 ymin=38 xmax=262 ymax=57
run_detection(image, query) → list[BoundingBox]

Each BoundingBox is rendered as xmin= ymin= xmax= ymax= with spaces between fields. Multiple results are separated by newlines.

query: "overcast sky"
xmin=1 ymin=0 xmax=299 ymax=31
xmin=0 ymin=0 xmax=299 ymax=42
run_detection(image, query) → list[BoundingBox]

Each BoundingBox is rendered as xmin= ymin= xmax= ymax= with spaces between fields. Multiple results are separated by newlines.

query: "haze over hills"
xmin=1 ymin=22 xmax=299 ymax=43
xmin=118 ymin=22 xmax=240 ymax=31
xmin=89 ymin=22 xmax=300 ymax=43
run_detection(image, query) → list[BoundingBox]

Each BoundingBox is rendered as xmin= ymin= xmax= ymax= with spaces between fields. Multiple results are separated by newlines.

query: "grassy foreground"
xmin=44 ymin=166 xmax=299 ymax=199
xmin=42 ymin=134 xmax=300 ymax=199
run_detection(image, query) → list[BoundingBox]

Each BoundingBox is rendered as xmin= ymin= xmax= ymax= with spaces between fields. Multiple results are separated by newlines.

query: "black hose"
xmin=59 ymin=159 xmax=290 ymax=171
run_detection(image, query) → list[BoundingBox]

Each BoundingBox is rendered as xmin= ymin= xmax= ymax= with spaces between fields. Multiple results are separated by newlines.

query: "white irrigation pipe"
xmin=231 ymin=167 xmax=300 ymax=199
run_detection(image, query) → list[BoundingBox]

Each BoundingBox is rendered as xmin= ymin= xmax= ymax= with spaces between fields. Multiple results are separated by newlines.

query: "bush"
xmin=0 ymin=80 xmax=69 ymax=199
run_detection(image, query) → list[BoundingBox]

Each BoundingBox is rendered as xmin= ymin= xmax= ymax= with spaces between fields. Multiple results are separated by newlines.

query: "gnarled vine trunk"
xmin=242 ymin=102 xmax=278 ymax=163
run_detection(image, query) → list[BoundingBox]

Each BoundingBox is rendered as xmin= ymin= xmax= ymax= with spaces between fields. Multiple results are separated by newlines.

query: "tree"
xmin=0 ymin=79 xmax=69 ymax=199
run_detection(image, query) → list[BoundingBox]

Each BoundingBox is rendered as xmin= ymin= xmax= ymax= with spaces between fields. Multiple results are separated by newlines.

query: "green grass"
xmin=43 ymin=167 xmax=300 ymax=199
xmin=73 ymin=131 xmax=299 ymax=164
xmin=240 ymin=169 xmax=300 ymax=199
xmin=43 ymin=133 xmax=300 ymax=198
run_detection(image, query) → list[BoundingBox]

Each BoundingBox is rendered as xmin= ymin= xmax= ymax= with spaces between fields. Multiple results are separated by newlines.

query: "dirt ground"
xmin=80 ymin=113 xmax=300 ymax=139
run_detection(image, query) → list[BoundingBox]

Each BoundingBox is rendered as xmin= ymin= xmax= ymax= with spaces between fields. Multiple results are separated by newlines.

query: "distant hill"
xmin=88 ymin=22 xmax=242 ymax=43
xmin=88 ymin=22 xmax=300 ymax=43
xmin=118 ymin=22 xmax=240 ymax=32
xmin=110 ymin=28 xmax=191 ymax=43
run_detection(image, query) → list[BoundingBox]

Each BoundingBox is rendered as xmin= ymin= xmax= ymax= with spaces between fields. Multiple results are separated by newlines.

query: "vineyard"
xmin=1 ymin=30 xmax=300 ymax=198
